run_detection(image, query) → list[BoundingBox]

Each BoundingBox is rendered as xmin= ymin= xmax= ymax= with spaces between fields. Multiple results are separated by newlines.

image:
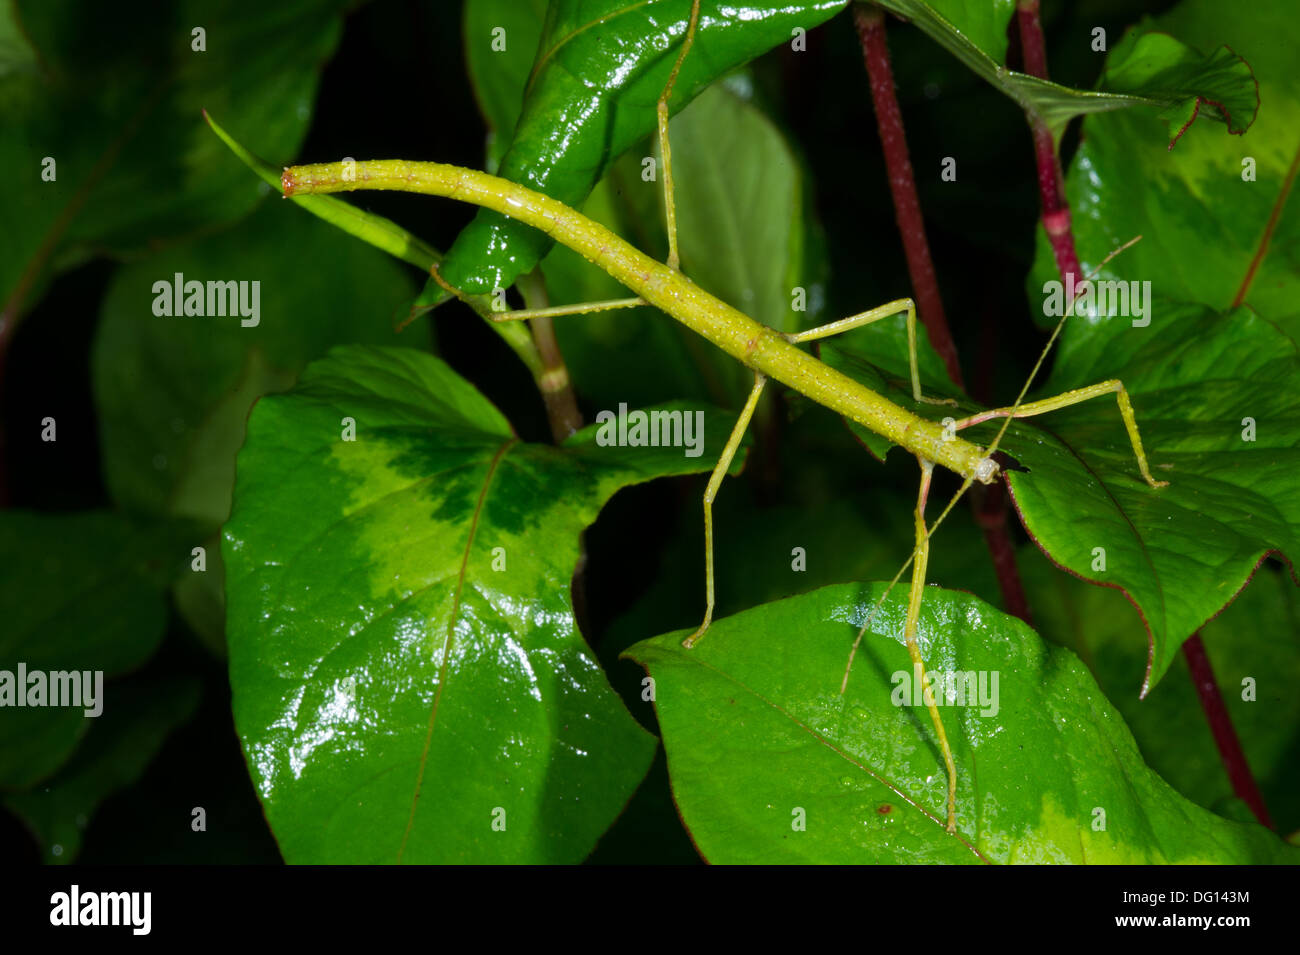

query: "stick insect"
xmin=280 ymin=1 xmax=1167 ymax=834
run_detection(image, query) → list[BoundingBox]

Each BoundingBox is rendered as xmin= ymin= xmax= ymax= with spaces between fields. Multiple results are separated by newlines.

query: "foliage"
xmin=2 ymin=0 xmax=1296 ymax=864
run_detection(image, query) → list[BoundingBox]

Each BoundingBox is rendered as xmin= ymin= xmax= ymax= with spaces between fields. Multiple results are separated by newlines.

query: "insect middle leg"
xmin=902 ymin=458 xmax=959 ymax=833
xmin=683 ymin=297 xmax=965 ymax=649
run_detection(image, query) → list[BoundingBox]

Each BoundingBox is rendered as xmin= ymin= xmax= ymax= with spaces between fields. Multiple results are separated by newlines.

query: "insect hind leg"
xmin=683 ymin=371 xmax=766 ymax=649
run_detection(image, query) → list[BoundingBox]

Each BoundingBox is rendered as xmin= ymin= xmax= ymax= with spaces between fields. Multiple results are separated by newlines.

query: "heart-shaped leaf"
xmin=627 ymin=582 xmax=1299 ymax=863
xmin=225 ymin=344 xmax=744 ymax=862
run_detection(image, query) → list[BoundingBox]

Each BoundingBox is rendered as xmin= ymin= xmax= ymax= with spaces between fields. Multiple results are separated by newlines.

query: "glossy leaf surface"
xmin=628 ymin=583 xmax=1299 ymax=863
xmin=1021 ymin=547 xmax=1300 ymax=833
xmin=442 ymin=0 xmax=846 ymax=294
xmin=225 ymin=345 xmax=743 ymax=862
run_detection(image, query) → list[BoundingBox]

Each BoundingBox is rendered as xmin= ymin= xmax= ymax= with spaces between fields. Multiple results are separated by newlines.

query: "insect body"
xmin=278 ymin=0 xmax=1166 ymax=837
xmin=284 ymin=158 xmax=999 ymax=487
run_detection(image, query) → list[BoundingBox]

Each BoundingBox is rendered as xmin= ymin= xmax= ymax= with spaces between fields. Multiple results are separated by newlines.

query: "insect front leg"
xmin=953 ymin=379 xmax=1169 ymax=489
xmin=785 ymin=297 xmax=959 ymax=407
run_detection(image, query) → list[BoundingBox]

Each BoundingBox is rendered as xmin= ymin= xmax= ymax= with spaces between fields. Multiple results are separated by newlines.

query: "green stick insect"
xmin=280 ymin=1 xmax=1167 ymax=834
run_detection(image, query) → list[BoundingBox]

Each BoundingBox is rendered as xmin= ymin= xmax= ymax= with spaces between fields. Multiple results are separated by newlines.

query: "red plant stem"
xmin=973 ymin=483 xmax=1033 ymax=625
xmin=854 ymin=4 xmax=1037 ymax=623
xmin=1016 ymin=0 xmax=1083 ymax=286
xmin=1182 ymin=635 xmax=1274 ymax=828
xmin=1016 ymin=0 xmax=1270 ymax=825
xmin=852 ymin=3 xmax=963 ymax=388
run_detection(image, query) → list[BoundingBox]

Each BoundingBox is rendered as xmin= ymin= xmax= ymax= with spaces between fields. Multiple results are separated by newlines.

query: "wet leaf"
xmin=627 ymin=582 xmax=1299 ymax=863
xmin=1021 ymin=549 xmax=1300 ymax=834
xmin=225 ymin=344 xmax=743 ymax=862
xmin=441 ymin=0 xmax=847 ymax=294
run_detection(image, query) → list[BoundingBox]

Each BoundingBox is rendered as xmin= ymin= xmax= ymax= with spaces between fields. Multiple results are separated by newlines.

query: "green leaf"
xmin=2 ymin=0 xmax=347 ymax=325
xmin=1030 ymin=0 xmax=1299 ymax=336
xmin=1021 ymin=549 xmax=1300 ymax=833
xmin=441 ymin=0 xmax=848 ymax=294
xmin=464 ymin=7 xmax=828 ymax=411
xmin=462 ymin=0 xmax=549 ymax=169
xmin=93 ymin=199 xmax=423 ymax=528
xmin=875 ymin=0 xmax=1258 ymax=141
xmin=627 ymin=583 xmax=1299 ymax=863
xmin=1101 ymin=30 xmax=1259 ymax=142
xmin=225 ymin=344 xmax=746 ymax=862
xmin=671 ymin=82 xmax=810 ymax=337
xmin=0 ymin=511 xmax=193 ymax=788
xmin=4 ymin=676 xmax=200 ymax=864
xmin=926 ymin=0 xmax=1016 ymax=64
xmin=1010 ymin=302 xmax=1299 ymax=692
xmin=172 ymin=531 xmax=228 ymax=657
xmin=446 ymin=0 xmax=1255 ymax=301
xmin=0 ymin=2 xmax=37 ymax=81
